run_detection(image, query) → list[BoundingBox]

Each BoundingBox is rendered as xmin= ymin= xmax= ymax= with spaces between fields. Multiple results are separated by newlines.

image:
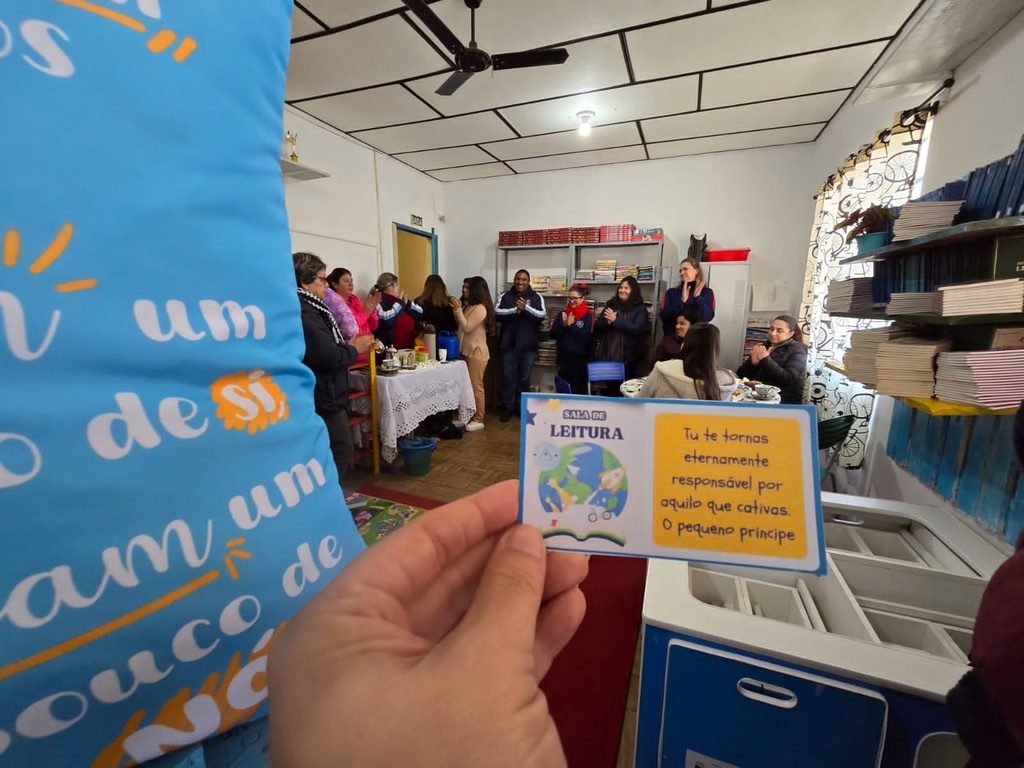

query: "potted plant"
xmin=835 ymin=204 xmax=894 ymax=253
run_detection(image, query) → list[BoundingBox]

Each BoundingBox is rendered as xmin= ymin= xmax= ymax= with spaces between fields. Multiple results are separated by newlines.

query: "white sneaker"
xmin=452 ymin=420 xmax=466 ymax=429
xmin=465 ymin=421 xmax=485 ymax=432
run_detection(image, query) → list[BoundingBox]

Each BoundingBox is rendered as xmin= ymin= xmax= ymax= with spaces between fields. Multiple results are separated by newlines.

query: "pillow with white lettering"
xmin=1 ymin=2 xmax=364 ymax=764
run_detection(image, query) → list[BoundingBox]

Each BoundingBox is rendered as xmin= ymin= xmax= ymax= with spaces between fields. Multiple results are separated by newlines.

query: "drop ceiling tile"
xmin=291 ymin=5 xmax=324 ymax=39
xmin=409 ymin=0 xmax=704 ymax=56
xmin=483 ymin=123 xmax=641 ymax=161
xmin=408 ymin=37 xmax=629 ymax=116
xmin=508 ymin=145 xmax=646 ymax=174
xmin=352 ymin=112 xmax=515 ymax=154
xmin=500 ymin=76 xmax=699 ymax=137
xmin=430 ymin=163 xmax=514 ymax=182
xmin=286 ymin=15 xmax=448 ymax=101
xmin=628 ymin=0 xmax=919 ymax=81
xmin=298 ymin=86 xmax=439 ymax=133
xmin=648 ymin=124 xmax=822 ymax=159
xmin=394 ymin=145 xmax=496 ymax=171
xmin=642 ymin=90 xmax=848 ymax=143
xmin=299 ymin=0 xmax=402 ymax=29
xmin=701 ymin=43 xmax=886 ymax=109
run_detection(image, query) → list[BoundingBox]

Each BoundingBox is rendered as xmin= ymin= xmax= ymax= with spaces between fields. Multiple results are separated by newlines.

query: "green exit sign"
xmin=410 ymin=215 xmax=423 ymax=227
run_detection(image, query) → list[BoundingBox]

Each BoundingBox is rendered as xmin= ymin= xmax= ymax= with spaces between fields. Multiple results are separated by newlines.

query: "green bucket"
xmin=398 ymin=436 xmax=437 ymax=476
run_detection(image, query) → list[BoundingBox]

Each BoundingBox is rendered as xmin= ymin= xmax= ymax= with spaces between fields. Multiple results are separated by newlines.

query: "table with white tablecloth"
xmin=619 ymin=378 xmax=782 ymax=404
xmin=376 ymin=360 xmax=476 ymax=462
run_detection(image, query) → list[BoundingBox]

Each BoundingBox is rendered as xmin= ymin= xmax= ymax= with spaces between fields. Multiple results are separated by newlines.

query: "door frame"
xmin=393 ymin=223 xmax=438 ymax=274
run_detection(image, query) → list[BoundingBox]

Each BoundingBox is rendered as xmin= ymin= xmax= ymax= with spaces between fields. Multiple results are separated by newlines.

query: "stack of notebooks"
xmin=934 ymin=349 xmax=1024 ymax=409
xmin=637 ymin=265 xmax=655 ymax=282
xmin=615 ymin=264 xmax=639 ymax=280
xmin=574 ymin=270 xmax=594 ymax=282
xmin=827 ymin=278 xmax=875 ymax=312
xmin=892 ymin=201 xmax=963 ymax=241
xmin=887 ymin=292 xmax=939 ymax=315
xmin=936 ymin=278 xmax=1024 ymax=315
xmin=842 ymin=326 xmax=914 ymax=387
xmin=874 ymin=337 xmax=952 ymax=398
xmin=537 ymin=340 xmax=558 ymax=367
xmin=594 ymin=260 xmax=617 ymax=282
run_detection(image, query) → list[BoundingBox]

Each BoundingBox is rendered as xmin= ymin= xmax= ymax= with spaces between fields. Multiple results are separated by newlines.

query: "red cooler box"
xmin=706 ymin=249 xmax=750 ymax=261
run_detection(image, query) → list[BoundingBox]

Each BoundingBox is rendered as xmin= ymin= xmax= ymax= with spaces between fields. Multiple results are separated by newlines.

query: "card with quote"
xmin=518 ymin=394 xmax=827 ymax=574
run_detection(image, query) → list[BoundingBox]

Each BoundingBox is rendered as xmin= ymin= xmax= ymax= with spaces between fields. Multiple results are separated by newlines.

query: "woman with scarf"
xmin=294 ymin=252 xmax=373 ymax=484
xmin=549 ymin=283 xmax=594 ymax=394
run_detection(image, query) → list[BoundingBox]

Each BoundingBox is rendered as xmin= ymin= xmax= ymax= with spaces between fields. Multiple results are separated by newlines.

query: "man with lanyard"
xmin=496 ymin=269 xmax=545 ymax=422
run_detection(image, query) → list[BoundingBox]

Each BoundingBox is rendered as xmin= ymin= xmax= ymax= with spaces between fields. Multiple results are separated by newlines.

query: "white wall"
xmin=443 ymin=144 xmax=819 ymax=308
xmin=282 ymin=106 xmax=445 ymax=295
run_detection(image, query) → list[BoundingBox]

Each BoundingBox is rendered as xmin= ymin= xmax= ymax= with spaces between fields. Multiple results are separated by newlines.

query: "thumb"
xmin=453 ymin=525 xmax=546 ymax=661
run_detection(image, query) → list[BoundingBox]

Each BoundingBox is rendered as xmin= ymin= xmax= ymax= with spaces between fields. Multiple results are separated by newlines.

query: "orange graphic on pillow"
xmin=211 ymin=370 xmax=289 ymax=435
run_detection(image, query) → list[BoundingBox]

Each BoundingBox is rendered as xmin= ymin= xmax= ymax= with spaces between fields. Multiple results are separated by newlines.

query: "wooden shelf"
xmin=897 ymin=397 xmax=1019 ymax=417
xmin=280 ymin=157 xmax=329 ymax=182
xmin=348 ymin=413 xmax=372 ymax=427
xmin=839 ymin=216 xmax=1024 ymax=264
xmin=829 ymin=310 xmax=1024 ymax=325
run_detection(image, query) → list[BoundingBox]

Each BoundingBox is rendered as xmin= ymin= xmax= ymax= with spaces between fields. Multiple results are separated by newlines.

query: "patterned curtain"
xmin=799 ymin=108 xmax=934 ymax=468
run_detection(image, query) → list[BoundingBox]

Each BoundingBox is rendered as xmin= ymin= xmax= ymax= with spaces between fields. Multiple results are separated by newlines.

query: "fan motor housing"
xmin=457 ymin=46 xmax=491 ymax=72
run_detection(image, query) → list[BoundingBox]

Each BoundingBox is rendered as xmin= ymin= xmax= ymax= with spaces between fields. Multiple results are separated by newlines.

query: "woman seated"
xmin=639 ymin=323 xmax=738 ymax=401
xmin=736 ymin=314 xmax=808 ymax=404
xmin=652 ymin=306 xmax=700 ymax=363
xmin=409 ymin=274 xmax=458 ymax=334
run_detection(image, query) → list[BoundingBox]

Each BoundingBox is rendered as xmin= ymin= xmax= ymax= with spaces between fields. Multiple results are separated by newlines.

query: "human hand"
xmin=450 ymin=296 xmax=462 ymax=310
xmin=516 ymin=297 xmax=527 ymax=312
xmin=399 ymin=290 xmax=408 ymax=303
xmin=351 ymin=334 xmax=375 ymax=354
xmin=603 ymin=307 xmax=617 ymax=323
xmin=561 ymin=311 xmax=569 ymax=325
xmin=268 ymin=481 xmax=588 ymax=767
xmin=693 ymin=279 xmax=706 ymax=297
xmin=750 ymin=344 xmax=769 ymax=364
xmin=365 ymin=292 xmax=380 ymax=311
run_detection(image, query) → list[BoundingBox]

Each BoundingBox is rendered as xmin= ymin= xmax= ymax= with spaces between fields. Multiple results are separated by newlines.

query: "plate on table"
xmin=619 ymin=378 xmax=646 ymax=398
xmin=750 ymin=385 xmax=780 ymax=401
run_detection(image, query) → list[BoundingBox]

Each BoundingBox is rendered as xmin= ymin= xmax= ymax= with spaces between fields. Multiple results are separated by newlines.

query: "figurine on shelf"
xmin=285 ymin=131 xmax=299 ymax=162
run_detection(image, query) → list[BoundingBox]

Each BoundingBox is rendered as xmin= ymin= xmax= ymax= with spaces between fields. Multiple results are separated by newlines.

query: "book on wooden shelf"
xmin=842 ymin=326 xmax=916 ymax=387
xmin=892 ymin=201 xmax=963 ymax=241
xmin=874 ymin=337 xmax=952 ymax=398
xmin=826 ymin=277 xmax=875 ymax=312
xmin=936 ymin=277 xmax=1024 ymax=315
xmin=934 ymin=348 xmax=1024 ymax=409
xmin=887 ymin=292 xmax=939 ymax=315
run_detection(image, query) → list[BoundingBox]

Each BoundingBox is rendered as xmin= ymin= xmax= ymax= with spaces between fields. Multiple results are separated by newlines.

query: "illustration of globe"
xmin=537 ymin=442 xmax=628 ymax=522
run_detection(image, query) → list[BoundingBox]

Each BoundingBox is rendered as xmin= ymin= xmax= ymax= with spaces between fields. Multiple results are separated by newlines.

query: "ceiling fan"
xmin=401 ymin=0 xmax=570 ymax=96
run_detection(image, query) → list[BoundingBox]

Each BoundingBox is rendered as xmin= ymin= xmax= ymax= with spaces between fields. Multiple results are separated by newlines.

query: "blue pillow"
xmin=1 ymin=2 xmax=365 ymax=764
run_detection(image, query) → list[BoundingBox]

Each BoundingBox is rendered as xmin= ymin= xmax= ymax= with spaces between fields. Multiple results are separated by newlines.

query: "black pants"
xmin=557 ymin=353 xmax=588 ymax=394
xmin=321 ymin=409 xmax=353 ymax=484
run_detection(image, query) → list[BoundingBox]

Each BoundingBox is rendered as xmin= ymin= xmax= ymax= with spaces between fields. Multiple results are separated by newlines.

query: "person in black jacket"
xmin=408 ymin=274 xmax=458 ymax=334
xmin=496 ymin=269 xmax=546 ymax=421
xmin=294 ymin=252 xmax=373 ymax=484
xmin=549 ymin=283 xmax=594 ymax=394
xmin=594 ymin=276 xmax=649 ymax=387
xmin=736 ymin=314 xmax=808 ymax=404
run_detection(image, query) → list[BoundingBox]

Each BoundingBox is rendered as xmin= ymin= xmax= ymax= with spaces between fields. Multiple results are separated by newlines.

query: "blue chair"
xmin=587 ymin=361 xmax=626 ymax=395
xmin=554 ymin=374 xmax=573 ymax=394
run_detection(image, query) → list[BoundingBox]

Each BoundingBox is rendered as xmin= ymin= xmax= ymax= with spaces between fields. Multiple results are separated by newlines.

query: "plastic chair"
xmin=817 ymin=414 xmax=857 ymax=490
xmin=554 ymin=374 xmax=573 ymax=394
xmin=587 ymin=361 xmax=626 ymax=395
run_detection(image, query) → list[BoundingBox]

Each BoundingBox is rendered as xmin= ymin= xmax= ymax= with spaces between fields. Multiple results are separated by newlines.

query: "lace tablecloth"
xmin=377 ymin=361 xmax=476 ymax=462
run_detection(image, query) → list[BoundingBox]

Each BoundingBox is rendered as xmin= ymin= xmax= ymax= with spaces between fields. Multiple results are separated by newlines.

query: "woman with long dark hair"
xmin=737 ymin=314 xmax=808 ymax=404
xmin=451 ymin=275 xmax=495 ymax=431
xmin=593 ymin=276 xmax=648 ymax=384
xmin=652 ymin=305 xmax=701 ymax=363
xmin=639 ymin=323 xmax=738 ymax=401
xmin=549 ymin=283 xmax=594 ymax=394
xmin=410 ymin=274 xmax=458 ymax=334
xmin=659 ymin=257 xmax=715 ymax=336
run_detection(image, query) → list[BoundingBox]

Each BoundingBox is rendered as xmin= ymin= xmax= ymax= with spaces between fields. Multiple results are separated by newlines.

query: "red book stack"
xmin=498 ymin=230 xmax=524 ymax=246
xmin=600 ymin=224 xmax=636 ymax=242
xmin=522 ymin=229 xmax=546 ymax=246
xmin=544 ymin=227 xmax=573 ymax=244
xmin=571 ymin=226 xmax=601 ymax=243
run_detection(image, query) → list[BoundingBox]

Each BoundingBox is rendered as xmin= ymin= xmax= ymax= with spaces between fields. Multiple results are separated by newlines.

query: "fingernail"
xmin=506 ymin=525 xmax=543 ymax=559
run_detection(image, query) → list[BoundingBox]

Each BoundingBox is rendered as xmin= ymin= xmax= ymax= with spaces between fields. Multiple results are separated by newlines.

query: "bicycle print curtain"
xmin=798 ymin=108 xmax=933 ymax=468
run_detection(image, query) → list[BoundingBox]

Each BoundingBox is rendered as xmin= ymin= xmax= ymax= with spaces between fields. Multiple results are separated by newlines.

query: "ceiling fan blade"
xmin=491 ymin=48 xmax=569 ymax=70
xmin=401 ymin=0 xmax=466 ymax=56
xmin=435 ymin=70 xmax=475 ymax=96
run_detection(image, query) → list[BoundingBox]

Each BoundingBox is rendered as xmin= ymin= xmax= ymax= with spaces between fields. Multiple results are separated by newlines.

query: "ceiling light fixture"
xmin=576 ymin=110 xmax=595 ymax=137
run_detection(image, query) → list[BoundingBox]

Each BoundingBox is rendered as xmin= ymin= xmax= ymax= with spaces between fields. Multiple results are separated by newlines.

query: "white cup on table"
xmin=438 ymin=348 xmax=448 ymax=362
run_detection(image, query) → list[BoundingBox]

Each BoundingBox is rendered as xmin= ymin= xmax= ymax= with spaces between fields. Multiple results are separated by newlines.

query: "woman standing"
xmin=594 ymin=276 xmax=648 ymax=383
xmin=294 ymin=253 xmax=373 ymax=483
xmin=549 ymin=283 xmax=593 ymax=394
xmin=652 ymin=306 xmax=700 ymax=363
xmin=659 ymin=257 xmax=715 ymax=336
xmin=373 ymin=272 xmax=416 ymax=349
xmin=451 ymin=276 xmax=495 ymax=432
xmin=409 ymin=274 xmax=458 ymax=334
xmin=639 ymin=323 xmax=738 ymax=401
xmin=736 ymin=314 xmax=808 ymax=404
xmin=327 ymin=268 xmax=379 ymax=337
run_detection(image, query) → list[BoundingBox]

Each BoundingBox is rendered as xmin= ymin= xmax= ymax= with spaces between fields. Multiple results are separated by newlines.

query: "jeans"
xmin=321 ymin=409 xmax=353 ymax=484
xmin=501 ymin=349 xmax=538 ymax=411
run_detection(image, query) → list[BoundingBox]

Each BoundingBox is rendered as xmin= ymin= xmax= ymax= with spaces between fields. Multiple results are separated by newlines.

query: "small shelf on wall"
xmin=280 ymin=157 xmax=329 ymax=182
xmin=839 ymin=216 xmax=1024 ymax=265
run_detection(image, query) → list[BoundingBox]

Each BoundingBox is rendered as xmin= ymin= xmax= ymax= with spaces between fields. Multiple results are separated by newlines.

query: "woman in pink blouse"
xmin=327 ymin=268 xmax=380 ymax=337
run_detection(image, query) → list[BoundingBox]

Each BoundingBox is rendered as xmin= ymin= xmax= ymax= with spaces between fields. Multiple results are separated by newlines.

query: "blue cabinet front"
xmin=660 ymin=640 xmax=887 ymax=767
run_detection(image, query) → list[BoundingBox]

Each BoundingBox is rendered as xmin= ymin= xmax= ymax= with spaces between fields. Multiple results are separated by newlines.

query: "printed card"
xmin=518 ymin=394 xmax=826 ymax=574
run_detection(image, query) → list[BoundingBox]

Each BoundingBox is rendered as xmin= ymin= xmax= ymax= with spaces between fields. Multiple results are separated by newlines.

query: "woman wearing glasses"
xmin=549 ymin=283 xmax=594 ymax=394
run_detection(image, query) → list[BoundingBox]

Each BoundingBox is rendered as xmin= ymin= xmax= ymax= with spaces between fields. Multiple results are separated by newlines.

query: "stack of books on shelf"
xmin=615 ymin=264 xmax=638 ymax=280
xmin=957 ymin=132 xmax=1024 ymax=221
xmin=934 ymin=348 xmax=1024 ymax=409
xmin=522 ymin=229 xmax=546 ymax=246
xmin=886 ymin=292 xmax=939 ymax=315
xmin=600 ymin=224 xmax=636 ymax=242
xmin=530 ymin=275 xmax=550 ymax=292
xmin=548 ymin=277 xmax=567 ymax=293
xmin=631 ymin=227 xmax=664 ymax=242
xmin=874 ymin=337 xmax=952 ymax=398
xmin=594 ymin=260 xmax=617 ymax=281
xmin=571 ymin=226 xmax=601 ymax=243
xmin=842 ymin=326 xmax=915 ymax=387
xmin=537 ymin=340 xmax=558 ymax=367
xmin=892 ymin=201 xmax=963 ymax=241
xmin=936 ymin=278 xmax=1024 ymax=315
xmin=745 ymin=320 xmax=772 ymax=359
xmin=498 ymin=230 xmax=523 ymax=246
xmin=637 ymin=265 xmax=655 ymax=282
xmin=826 ymin=278 xmax=875 ymax=312
xmin=574 ymin=269 xmax=594 ymax=282
xmin=544 ymin=227 xmax=573 ymax=244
